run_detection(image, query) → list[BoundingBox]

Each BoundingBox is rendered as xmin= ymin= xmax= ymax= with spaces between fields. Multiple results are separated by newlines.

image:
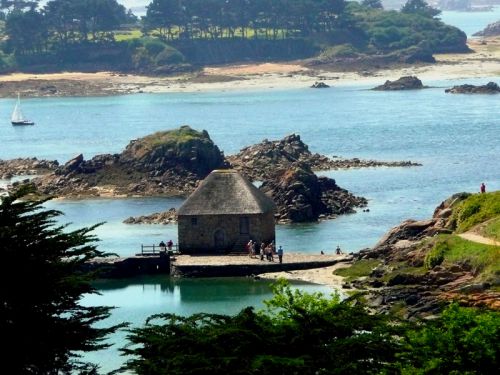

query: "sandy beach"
xmin=258 ymin=262 xmax=351 ymax=289
xmin=0 ymin=37 xmax=499 ymax=97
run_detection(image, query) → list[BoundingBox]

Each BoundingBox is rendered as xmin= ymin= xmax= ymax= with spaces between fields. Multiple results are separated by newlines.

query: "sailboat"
xmin=11 ymin=93 xmax=34 ymax=126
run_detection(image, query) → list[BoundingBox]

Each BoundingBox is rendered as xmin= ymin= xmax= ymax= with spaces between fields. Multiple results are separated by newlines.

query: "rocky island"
xmin=372 ymin=76 xmax=426 ymax=91
xmin=33 ymin=126 xmax=227 ymax=197
xmin=227 ymin=134 xmax=420 ymax=181
xmin=445 ymin=82 xmax=500 ymax=94
xmin=2 ymin=127 xmax=422 ymax=223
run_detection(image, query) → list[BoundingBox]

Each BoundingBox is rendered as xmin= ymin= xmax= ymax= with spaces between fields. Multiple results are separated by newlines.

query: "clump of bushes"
xmin=451 ymin=191 xmax=500 ymax=232
xmin=128 ymin=38 xmax=187 ymax=72
xmin=424 ymin=238 xmax=447 ymax=269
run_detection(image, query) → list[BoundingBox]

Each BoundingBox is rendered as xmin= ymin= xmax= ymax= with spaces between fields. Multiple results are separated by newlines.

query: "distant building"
xmin=177 ymin=169 xmax=276 ymax=254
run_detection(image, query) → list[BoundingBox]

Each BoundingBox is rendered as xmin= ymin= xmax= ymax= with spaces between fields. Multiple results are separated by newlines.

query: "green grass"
xmin=145 ymin=126 xmax=205 ymax=146
xmin=451 ymin=191 xmax=500 ymax=232
xmin=131 ymin=126 xmax=208 ymax=158
xmin=380 ymin=263 xmax=427 ymax=282
xmin=333 ymin=259 xmax=380 ymax=281
xmin=425 ymin=234 xmax=500 ymax=283
xmin=114 ymin=29 xmax=143 ymax=41
xmin=480 ymin=217 xmax=500 ymax=241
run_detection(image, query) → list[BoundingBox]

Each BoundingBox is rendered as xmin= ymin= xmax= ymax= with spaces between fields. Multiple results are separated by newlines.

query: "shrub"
xmin=452 ymin=191 xmax=500 ymax=232
xmin=155 ymin=45 xmax=185 ymax=65
xmin=398 ymin=304 xmax=500 ymax=374
xmin=142 ymin=37 xmax=167 ymax=55
xmin=132 ymin=46 xmax=154 ymax=70
xmin=424 ymin=239 xmax=447 ymax=269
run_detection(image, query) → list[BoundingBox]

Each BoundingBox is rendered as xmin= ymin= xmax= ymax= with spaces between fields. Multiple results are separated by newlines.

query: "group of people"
xmin=246 ymin=240 xmax=284 ymax=263
xmin=320 ymin=245 xmax=343 ymax=255
xmin=159 ymin=240 xmax=174 ymax=252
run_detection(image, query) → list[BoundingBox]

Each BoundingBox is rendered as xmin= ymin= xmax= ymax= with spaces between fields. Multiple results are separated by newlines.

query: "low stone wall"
xmin=171 ymin=254 xmax=352 ymax=277
xmin=84 ymin=253 xmax=170 ymax=278
xmin=84 ymin=253 xmax=352 ymax=279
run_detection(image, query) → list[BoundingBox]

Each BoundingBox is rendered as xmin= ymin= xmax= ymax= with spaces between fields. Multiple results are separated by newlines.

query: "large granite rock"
xmin=445 ymin=82 xmax=500 ymax=94
xmin=473 ymin=20 xmax=500 ymax=37
xmin=311 ymin=81 xmax=330 ymax=88
xmin=260 ymin=163 xmax=367 ymax=223
xmin=120 ymin=126 xmax=225 ymax=177
xmin=124 ymin=208 xmax=178 ymax=224
xmin=369 ymin=192 xmax=470 ymax=257
xmin=373 ymin=76 xmax=425 ymax=91
xmin=34 ymin=126 xmax=227 ymax=197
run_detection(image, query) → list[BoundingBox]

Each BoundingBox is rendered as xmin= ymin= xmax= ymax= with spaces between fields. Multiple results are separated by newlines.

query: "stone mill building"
xmin=177 ymin=169 xmax=276 ymax=254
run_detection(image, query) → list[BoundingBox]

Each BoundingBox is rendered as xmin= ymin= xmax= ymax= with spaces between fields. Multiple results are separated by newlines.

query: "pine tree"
xmin=0 ymin=186 xmax=123 ymax=374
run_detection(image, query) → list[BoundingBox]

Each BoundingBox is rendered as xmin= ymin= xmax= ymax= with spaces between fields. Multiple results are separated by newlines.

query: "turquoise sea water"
xmin=440 ymin=6 xmax=500 ymax=36
xmin=4 ymin=79 xmax=487 ymax=255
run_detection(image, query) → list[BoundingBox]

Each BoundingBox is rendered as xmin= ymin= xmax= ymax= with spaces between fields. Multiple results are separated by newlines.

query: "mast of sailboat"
xmin=12 ymin=93 xmax=24 ymax=123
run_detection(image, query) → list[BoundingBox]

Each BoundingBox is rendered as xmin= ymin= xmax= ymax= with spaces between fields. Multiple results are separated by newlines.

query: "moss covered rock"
xmin=121 ymin=125 xmax=226 ymax=177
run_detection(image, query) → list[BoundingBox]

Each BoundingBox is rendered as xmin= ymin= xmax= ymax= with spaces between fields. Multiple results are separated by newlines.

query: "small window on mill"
xmin=191 ymin=217 xmax=198 ymax=226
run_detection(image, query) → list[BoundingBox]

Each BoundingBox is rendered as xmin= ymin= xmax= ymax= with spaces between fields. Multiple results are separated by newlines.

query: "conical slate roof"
xmin=178 ymin=170 xmax=276 ymax=216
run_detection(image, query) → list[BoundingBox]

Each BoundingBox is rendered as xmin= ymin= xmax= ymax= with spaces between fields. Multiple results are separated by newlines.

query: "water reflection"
xmin=83 ymin=276 xmax=333 ymax=372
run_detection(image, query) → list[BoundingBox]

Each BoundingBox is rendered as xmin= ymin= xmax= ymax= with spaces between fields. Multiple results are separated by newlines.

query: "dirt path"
xmin=458 ymin=232 xmax=500 ymax=246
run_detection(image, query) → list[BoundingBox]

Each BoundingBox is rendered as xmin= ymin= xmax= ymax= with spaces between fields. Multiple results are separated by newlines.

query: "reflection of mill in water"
xmin=134 ymin=277 xmax=276 ymax=304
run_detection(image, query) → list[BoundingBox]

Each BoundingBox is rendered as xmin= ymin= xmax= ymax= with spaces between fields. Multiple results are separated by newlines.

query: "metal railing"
xmin=139 ymin=244 xmax=179 ymax=256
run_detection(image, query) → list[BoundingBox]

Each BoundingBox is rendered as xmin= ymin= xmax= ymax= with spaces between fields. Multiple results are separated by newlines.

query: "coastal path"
xmin=458 ymin=232 xmax=500 ymax=247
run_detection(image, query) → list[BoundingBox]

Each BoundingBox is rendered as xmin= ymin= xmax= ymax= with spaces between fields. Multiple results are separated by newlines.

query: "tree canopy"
xmin=0 ymin=186 xmax=123 ymax=373
xmin=401 ymin=0 xmax=441 ymax=18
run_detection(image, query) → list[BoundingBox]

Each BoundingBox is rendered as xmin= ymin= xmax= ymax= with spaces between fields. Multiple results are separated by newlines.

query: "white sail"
xmin=11 ymin=94 xmax=24 ymax=123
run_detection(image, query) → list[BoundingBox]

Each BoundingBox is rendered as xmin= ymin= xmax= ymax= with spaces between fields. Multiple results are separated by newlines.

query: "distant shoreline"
xmin=0 ymin=37 xmax=498 ymax=97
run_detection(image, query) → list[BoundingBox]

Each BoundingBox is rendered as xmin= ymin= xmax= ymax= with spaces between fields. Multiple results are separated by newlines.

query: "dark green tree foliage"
xmin=0 ymin=187 xmax=122 ymax=374
xmin=398 ymin=304 xmax=500 ymax=374
xmin=122 ymin=280 xmax=400 ymax=374
xmin=401 ymin=0 xmax=441 ymax=18
xmin=143 ymin=0 xmax=348 ymax=40
xmin=44 ymin=0 xmax=128 ymax=44
xmin=5 ymin=8 xmax=48 ymax=54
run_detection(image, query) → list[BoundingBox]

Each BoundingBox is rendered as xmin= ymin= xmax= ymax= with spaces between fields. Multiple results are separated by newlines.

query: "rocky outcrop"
xmin=33 ymin=126 xmax=227 ymax=197
xmin=311 ymin=81 xmax=330 ymax=88
xmin=22 ymin=130 xmax=418 ymax=199
xmin=373 ymin=76 xmax=426 ymax=91
xmin=0 ymin=158 xmax=59 ymax=179
xmin=260 ymin=163 xmax=367 ymax=223
xmin=343 ymin=192 xmax=499 ymax=318
xmin=445 ymin=82 xmax=500 ymax=94
xmin=473 ymin=21 xmax=500 ymax=37
xmin=364 ymin=192 xmax=470 ymax=261
xmin=120 ymin=126 xmax=225 ymax=177
xmin=227 ymin=134 xmax=420 ymax=181
xmin=124 ymin=208 xmax=178 ymax=224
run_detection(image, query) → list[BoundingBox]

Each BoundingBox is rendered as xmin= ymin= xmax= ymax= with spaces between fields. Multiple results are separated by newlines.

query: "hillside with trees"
xmin=0 ymin=0 xmax=468 ymax=73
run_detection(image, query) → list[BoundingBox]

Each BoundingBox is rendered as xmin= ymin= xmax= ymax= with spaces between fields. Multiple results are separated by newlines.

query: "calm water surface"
xmin=12 ymin=79 xmax=491 ymax=255
xmin=82 ymin=277 xmax=333 ymax=372
xmin=440 ymin=6 xmax=500 ymax=36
